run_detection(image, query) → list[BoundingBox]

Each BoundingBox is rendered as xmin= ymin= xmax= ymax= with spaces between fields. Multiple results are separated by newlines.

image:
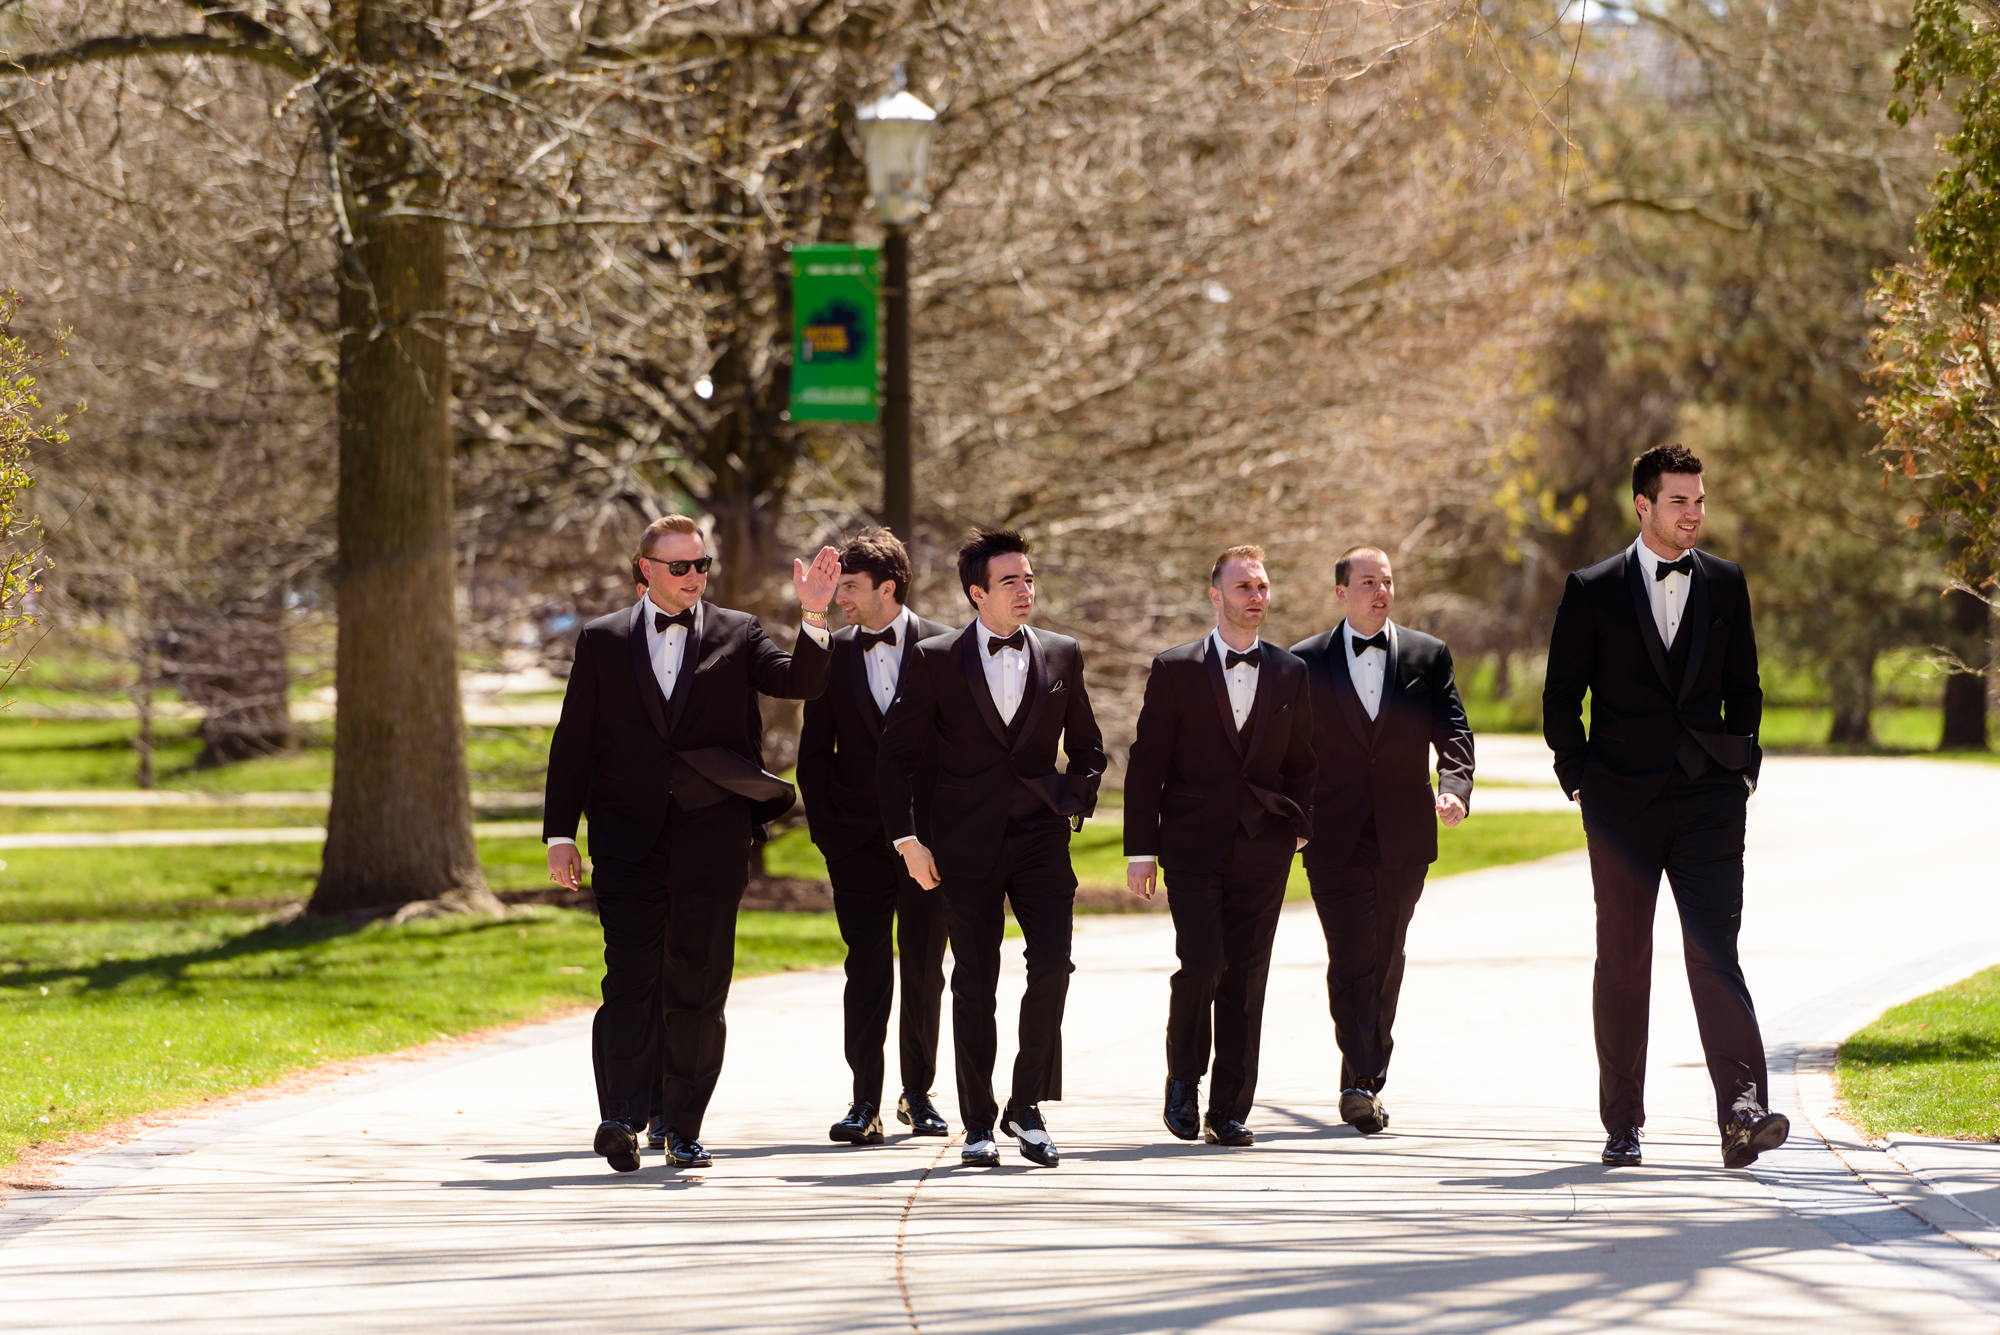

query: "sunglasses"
xmin=645 ymin=555 xmax=713 ymax=577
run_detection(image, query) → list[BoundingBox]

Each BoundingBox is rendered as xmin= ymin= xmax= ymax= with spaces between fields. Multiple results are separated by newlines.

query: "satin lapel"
xmin=1326 ymin=631 xmax=1373 ymax=750
xmin=1678 ymin=555 xmax=1714 ymax=705
xmin=960 ymin=628 xmax=1011 ymax=747
xmin=1010 ymin=629 xmax=1053 ymax=755
xmin=628 ymin=602 xmax=673 ymax=745
xmin=668 ymin=600 xmax=705 ymax=732
xmin=847 ymin=631 xmax=884 ymax=739
xmin=1625 ymin=550 xmax=1675 ymax=693
xmin=1204 ymin=638 xmax=1245 ymax=758
xmin=1239 ymin=643 xmax=1274 ymax=761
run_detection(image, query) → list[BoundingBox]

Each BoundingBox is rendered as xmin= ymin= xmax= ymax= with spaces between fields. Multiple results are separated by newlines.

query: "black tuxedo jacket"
xmin=877 ymin=623 xmax=1107 ymax=880
xmin=1123 ymin=637 xmax=1316 ymax=873
xmin=797 ymin=612 xmax=951 ymax=862
xmin=1290 ymin=623 xmax=1475 ymax=870
xmin=543 ymin=599 xmax=831 ymax=861
xmin=1542 ymin=546 xmax=1762 ymax=821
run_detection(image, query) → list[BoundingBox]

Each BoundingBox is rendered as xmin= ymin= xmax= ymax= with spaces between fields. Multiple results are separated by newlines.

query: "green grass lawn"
xmin=1836 ymin=965 xmax=2000 ymax=1142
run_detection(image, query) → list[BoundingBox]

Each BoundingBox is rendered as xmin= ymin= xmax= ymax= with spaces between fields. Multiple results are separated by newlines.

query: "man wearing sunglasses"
xmin=544 ymin=514 xmax=842 ymax=1174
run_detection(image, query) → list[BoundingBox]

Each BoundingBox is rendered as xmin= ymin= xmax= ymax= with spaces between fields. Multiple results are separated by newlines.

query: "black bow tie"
xmin=1350 ymin=630 xmax=1388 ymax=657
xmin=654 ymin=609 xmax=694 ymax=633
xmin=987 ymin=630 xmax=1026 ymax=656
xmin=1225 ymin=648 xmax=1262 ymax=670
xmin=1654 ymin=555 xmax=1695 ymax=581
xmin=857 ymin=626 xmax=898 ymax=651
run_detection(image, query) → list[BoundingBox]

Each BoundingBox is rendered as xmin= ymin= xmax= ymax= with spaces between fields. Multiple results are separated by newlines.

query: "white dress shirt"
xmin=977 ymin=616 xmax=1030 ymax=725
xmin=1213 ymin=628 xmax=1260 ymax=730
xmin=1632 ymin=536 xmax=1692 ymax=649
xmin=1343 ymin=618 xmax=1394 ymax=721
xmin=860 ymin=606 xmax=913 ymax=715
xmin=548 ymin=598 xmax=830 ymax=849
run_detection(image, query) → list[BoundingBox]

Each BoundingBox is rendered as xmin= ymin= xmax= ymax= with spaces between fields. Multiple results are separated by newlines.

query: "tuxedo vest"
xmin=1663 ymin=621 xmax=1714 ymax=780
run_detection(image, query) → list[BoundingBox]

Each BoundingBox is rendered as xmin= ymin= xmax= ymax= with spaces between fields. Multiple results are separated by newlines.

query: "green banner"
xmin=789 ymin=245 xmax=880 ymax=423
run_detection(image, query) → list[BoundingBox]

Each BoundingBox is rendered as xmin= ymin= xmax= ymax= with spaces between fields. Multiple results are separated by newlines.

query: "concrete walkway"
xmin=5 ymin=754 xmax=2000 ymax=1332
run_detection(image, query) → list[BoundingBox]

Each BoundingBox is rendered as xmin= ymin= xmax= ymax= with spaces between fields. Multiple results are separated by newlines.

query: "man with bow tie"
xmin=1543 ymin=444 xmax=1787 ymax=1171
xmin=877 ymin=529 xmax=1106 ymax=1169
xmin=1291 ymin=545 xmax=1474 ymax=1138
xmin=543 ymin=514 xmax=840 ymax=1174
xmin=1124 ymin=546 xmax=1316 ymax=1148
xmin=797 ymin=529 xmax=954 ymax=1146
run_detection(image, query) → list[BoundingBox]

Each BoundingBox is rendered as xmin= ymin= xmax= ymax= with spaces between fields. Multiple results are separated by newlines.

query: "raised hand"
xmin=794 ymin=545 xmax=842 ymax=614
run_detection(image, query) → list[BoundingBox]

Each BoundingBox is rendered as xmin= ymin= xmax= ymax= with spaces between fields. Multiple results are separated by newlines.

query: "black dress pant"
xmin=1308 ymin=861 xmax=1428 ymax=1093
xmin=590 ymin=797 xmax=752 ymax=1139
xmin=1586 ymin=775 xmax=1766 ymax=1132
xmin=1163 ymin=842 xmax=1291 ymax=1123
xmin=939 ymin=825 xmax=1077 ymax=1134
xmin=828 ymin=836 xmax=949 ymax=1107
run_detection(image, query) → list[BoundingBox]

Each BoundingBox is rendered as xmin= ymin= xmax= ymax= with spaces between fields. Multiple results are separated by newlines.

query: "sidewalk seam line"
xmin=896 ymin=1133 xmax=958 ymax=1334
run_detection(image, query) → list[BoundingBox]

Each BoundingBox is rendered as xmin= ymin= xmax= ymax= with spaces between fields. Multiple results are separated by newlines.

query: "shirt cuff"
xmin=546 ymin=836 xmax=577 ymax=848
xmin=800 ymin=620 xmax=832 ymax=648
xmin=892 ymin=835 xmax=918 ymax=849
xmin=1127 ymin=855 xmax=1156 ymax=864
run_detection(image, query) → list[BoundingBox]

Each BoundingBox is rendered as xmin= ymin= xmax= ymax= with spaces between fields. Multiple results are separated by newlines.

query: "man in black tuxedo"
xmin=797 ymin=528 xmax=953 ymax=1146
xmin=544 ymin=514 xmax=840 ymax=1174
xmin=1292 ymin=546 xmax=1474 ymax=1137
xmin=1125 ymin=546 xmax=1315 ymax=1148
xmin=1543 ymin=444 xmax=1787 ymax=1170
xmin=878 ymin=529 xmax=1106 ymax=1169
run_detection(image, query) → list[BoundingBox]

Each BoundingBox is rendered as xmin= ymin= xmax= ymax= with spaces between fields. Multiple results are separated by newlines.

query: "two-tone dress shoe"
xmin=1339 ymin=1088 xmax=1388 ymax=1136
xmin=961 ymin=1130 xmax=1002 ymax=1168
xmin=1602 ymin=1127 xmax=1643 ymax=1166
xmin=666 ymin=1129 xmax=711 ymax=1168
xmin=594 ymin=1120 xmax=641 ymax=1174
xmin=1203 ymin=1114 xmax=1254 ymax=1148
xmin=1721 ymin=1110 xmax=1789 ymax=1170
xmin=646 ymin=1115 xmax=667 ymax=1151
xmin=897 ymin=1092 xmax=949 ymax=1137
xmin=1163 ymin=1078 xmax=1201 ymax=1142
xmin=830 ymin=1102 xmax=885 ymax=1145
xmin=1003 ymin=1103 xmax=1060 ymax=1168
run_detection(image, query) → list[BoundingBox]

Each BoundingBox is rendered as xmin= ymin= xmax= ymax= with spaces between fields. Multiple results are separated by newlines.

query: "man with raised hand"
xmin=797 ymin=529 xmax=953 ymax=1147
xmin=877 ymin=529 xmax=1106 ymax=1170
xmin=1124 ymin=545 xmax=1316 ymax=1148
xmin=544 ymin=515 xmax=839 ymax=1174
xmin=1543 ymin=444 xmax=1785 ymax=1170
xmin=1291 ymin=545 xmax=1474 ymax=1138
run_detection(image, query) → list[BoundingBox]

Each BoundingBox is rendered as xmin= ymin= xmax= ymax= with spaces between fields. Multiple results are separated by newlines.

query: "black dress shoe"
xmin=961 ymin=1131 xmax=1001 ymax=1167
xmin=666 ymin=1129 xmax=711 ymax=1168
xmin=1602 ymin=1127 xmax=1643 ymax=1166
xmin=1203 ymin=1114 xmax=1254 ymax=1147
xmin=897 ymin=1092 xmax=949 ymax=1137
xmin=1002 ymin=1103 xmax=1060 ymax=1168
xmin=1163 ymin=1078 xmax=1201 ymax=1142
xmin=1339 ymin=1087 xmax=1387 ymax=1136
xmin=830 ymin=1102 xmax=884 ymax=1145
xmin=594 ymin=1120 xmax=641 ymax=1174
xmin=646 ymin=1115 xmax=666 ymax=1151
xmin=1721 ymin=1111 xmax=1789 ymax=1169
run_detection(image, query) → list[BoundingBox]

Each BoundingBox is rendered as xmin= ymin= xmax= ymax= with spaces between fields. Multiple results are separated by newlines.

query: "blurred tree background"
xmin=0 ymin=0 xmax=1991 ymax=909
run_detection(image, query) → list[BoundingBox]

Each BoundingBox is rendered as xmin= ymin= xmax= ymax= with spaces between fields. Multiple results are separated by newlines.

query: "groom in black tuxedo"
xmin=1544 ymin=444 xmax=1786 ymax=1170
xmin=797 ymin=529 xmax=952 ymax=1146
xmin=878 ymin=529 xmax=1106 ymax=1169
xmin=1292 ymin=546 xmax=1474 ymax=1137
xmin=1125 ymin=545 xmax=1315 ymax=1148
xmin=544 ymin=514 xmax=839 ymax=1174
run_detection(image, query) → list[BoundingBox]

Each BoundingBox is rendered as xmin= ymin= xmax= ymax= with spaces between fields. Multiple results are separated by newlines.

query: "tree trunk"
xmin=175 ymin=601 xmax=295 ymax=766
xmin=309 ymin=7 xmax=495 ymax=915
xmin=1939 ymin=584 xmax=1992 ymax=751
xmin=1826 ymin=645 xmax=1875 ymax=746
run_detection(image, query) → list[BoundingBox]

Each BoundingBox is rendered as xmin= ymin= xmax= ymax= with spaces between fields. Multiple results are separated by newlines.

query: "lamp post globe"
xmin=857 ymin=90 xmax=938 ymax=226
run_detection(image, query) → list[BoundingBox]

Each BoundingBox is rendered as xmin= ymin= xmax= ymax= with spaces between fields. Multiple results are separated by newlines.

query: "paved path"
xmin=5 ymin=755 xmax=2000 ymax=1332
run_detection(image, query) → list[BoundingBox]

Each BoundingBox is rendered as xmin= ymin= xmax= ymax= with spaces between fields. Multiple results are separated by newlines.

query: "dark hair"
xmin=956 ymin=528 xmax=1032 ymax=605
xmin=839 ymin=527 xmax=911 ymax=605
xmin=1334 ymin=545 xmax=1390 ymax=587
xmin=1210 ymin=545 xmax=1266 ymax=587
xmin=1632 ymin=444 xmax=1703 ymax=502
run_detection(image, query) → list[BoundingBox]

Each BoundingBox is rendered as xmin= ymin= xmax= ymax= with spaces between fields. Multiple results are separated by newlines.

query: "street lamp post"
xmin=857 ymin=87 xmax=937 ymax=542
